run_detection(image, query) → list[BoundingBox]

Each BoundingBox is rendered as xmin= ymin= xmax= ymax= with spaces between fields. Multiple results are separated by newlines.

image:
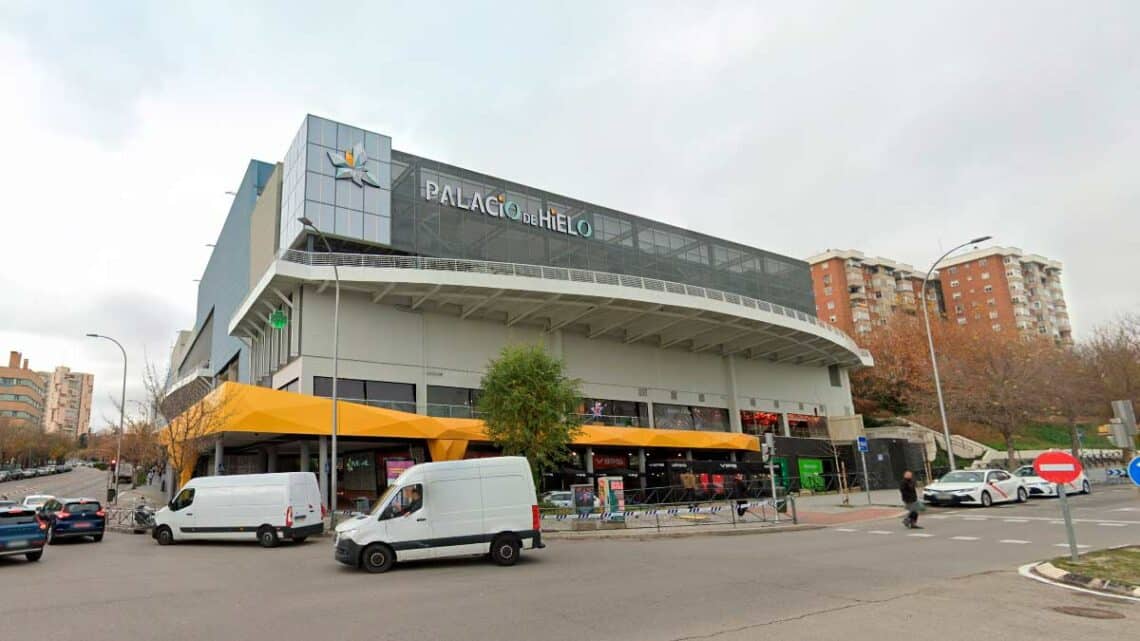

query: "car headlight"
xmin=951 ymin=489 xmax=972 ymax=494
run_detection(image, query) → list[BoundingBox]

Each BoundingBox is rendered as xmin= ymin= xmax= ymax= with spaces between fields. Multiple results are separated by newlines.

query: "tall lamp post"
xmin=86 ymin=333 xmax=127 ymax=504
xmin=298 ymin=217 xmax=340 ymax=524
xmin=921 ymin=235 xmax=992 ymax=472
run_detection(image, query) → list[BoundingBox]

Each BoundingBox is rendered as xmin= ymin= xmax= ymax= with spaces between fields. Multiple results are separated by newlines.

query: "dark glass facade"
xmin=386 ymin=151 xmax=815 ymax=313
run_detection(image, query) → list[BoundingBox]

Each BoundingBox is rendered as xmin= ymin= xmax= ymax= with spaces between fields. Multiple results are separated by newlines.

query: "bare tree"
xmin=1087 ymin=313 xmax=1140 ymax=406
xmin=1041 ymin=344 xmax=1101 ymax=458
xmin=144 ymin=360 xmax=233 ymax=494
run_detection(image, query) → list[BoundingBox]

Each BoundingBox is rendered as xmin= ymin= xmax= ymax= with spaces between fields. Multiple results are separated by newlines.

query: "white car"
xmin=1013 ymin=465 xmax=1090 ymax=498
xmin=22 ymin=495 xmax=55 ymax=510
xmin=922 ymin=469 xmax=1027 ymax=507
xmin=541 ymin=491 xmax=573 ymax=508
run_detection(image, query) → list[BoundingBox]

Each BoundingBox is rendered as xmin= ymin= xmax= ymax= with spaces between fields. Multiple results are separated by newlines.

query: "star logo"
xmin=327 ymin=142 xmax=381 ymax=188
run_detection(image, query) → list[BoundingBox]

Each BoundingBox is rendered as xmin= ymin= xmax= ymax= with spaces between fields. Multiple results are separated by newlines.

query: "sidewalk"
xmin=545 ymin=520 xmax=822 ymax=541
xmin=114 ymin=481 xmax=166 ymax=506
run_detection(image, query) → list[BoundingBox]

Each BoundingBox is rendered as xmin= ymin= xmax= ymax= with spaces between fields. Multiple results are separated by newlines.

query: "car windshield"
xmin=24 ymin=497 xmax=49 ymax=506
xmin=0 ymin=510 xmax=37 ymax=524
xmin=370 ymin=485 xmax=399 ymax=516
xmin=939 ymin=471 xmax=984 ymax=483
xmin=1014 ymin=467 xmax=1037 ymax=477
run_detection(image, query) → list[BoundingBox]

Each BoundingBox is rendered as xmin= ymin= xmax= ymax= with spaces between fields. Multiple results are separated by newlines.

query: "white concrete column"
xmin=686 ymin=449 xmax=693 ymax=461
xmin=547 ymin=329 xmax=564 ymax=360
xmin=214 ymin=437 xmax=224 ymax=475
xmin=299 ymin=441 xmax=311 ymax=473
xmin=318 ymin=436 xmax=329 ymax=508
xmin=724 ymin=354 xmax=742 ymax=433
xmin=266 ymin=446 xmax=278 ymax=473
xmin=638 ymin=448 xmax=647 ymax=490
xmin=416 ymin=380 xmax=428 ymax=415
xmin=780 ymin=412 xmax=791 ymax=437
xmin=585 ymin=447 xmax=595 ymax=476
xmin=730 ymin=451 xmax=738 ymax=462
xmin=647 ymin=401 xmax=656 ymax=428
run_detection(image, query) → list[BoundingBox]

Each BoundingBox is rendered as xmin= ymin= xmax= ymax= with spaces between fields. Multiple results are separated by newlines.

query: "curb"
xmin=1019 ymin=561 xmax=1140 ymax=602
xmin=544 ymin=523 xmax=823 ymax=541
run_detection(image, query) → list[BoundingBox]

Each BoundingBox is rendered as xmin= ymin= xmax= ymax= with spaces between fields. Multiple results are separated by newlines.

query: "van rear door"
xmin=288 ymin=474 xmax=319 ymax=530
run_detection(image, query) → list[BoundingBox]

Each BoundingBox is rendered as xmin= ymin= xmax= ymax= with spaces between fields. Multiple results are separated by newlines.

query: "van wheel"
xmin=490 ymin=534 xmax=521 ymax=566
xmin=155 ymin=526 xmax=174 ymax=546
xmin=257 ymin=526 xmax=279 ymax=548
xmin=361 ymin=544 xmax=395 ymax=573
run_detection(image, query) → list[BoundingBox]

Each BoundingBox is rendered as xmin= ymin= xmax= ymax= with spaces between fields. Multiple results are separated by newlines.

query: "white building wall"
xmin=293 ymin=285 xmax=856 ymax=422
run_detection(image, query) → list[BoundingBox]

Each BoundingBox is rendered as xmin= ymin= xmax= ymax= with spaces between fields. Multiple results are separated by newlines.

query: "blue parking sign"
xmin=856 ymin=436 xmax=869 ymax=453
xmin=1128 ymin=455 xmax=1140 ymax=487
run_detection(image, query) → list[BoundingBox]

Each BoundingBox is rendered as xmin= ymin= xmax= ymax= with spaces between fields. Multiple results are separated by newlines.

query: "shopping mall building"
xmin=167 ymin=115 xmax=873 ymax=506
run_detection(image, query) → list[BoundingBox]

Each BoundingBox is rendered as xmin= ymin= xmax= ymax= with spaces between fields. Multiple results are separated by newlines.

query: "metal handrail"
xmin=278 ymin=249 xmax=870 ymax=359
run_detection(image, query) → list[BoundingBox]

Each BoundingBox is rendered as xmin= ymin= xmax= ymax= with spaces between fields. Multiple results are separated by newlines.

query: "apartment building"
xmin=938 ymin=246 xmax=1072 ymax=344
xmin=807 ymin=249 xmax=941 ymax=339
xmin=0 ymin=351 xmax=45 ymax=428
xmin=39 ymin=366 xmax=94 ymax=437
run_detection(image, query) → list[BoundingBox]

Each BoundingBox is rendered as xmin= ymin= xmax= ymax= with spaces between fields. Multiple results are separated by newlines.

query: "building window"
xmin=828 ymin=315 xmax=837 ymax=323
xmin=951 ymin=292 xmax=962 ymax=300
xmin=957 ymin=317 xmax=967 ymax=325
xmin=826 ymin=301 xmax=835 ymax=310
xmin=828 ymin=365 xmax=842 ymax=387
xmin=823 ymin=286 xmax=832 ymax=296
xmin=822 ymin=274 xmax=831 ymax=286
xmin=989 ymin=311 xmax=999 ymax=319
xmin=984 ymin=285 xmax=993 ymax=293
xmin=979 ymin=258 xmax=988 ymax=266
xmin=740 ymin=411 xmax=780 ymax=436
xmin=949 ymin=280 xmax=960 ymax=288
xmin=981 ymin=272 xmax=990 ymax=280
xmin=821 ymin=262 xmax=829 ymax=269
xmin=992 ymin=323 xmax=1002 ymax=331
xmin=954 ymin=304 xmax=964 ymax=313
xmin=948 ymin=267 xmax=957 ymax=274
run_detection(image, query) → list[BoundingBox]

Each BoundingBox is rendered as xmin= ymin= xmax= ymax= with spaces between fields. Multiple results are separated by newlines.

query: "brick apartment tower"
xmin=936 ymin=246 xmax=1072 ymax=344
xmin=0 ymin=351 xmax=45 ymax=428
xmin=39 ymin=366 xmax=95 ymax=437
xmin=807 ymin=250 xmax=942 ymax=340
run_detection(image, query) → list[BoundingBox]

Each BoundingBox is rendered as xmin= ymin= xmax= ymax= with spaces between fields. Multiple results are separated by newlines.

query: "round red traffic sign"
xmin=1033 ymin=451 xmax=1083 ymax=484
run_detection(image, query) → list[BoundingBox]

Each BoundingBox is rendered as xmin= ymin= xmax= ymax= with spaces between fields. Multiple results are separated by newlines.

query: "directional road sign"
xmin=856 ymin=436 xmax=869 ymax=453
xmin=1128 ymin=455 xmax=1140 ymax=487
xmin=1033 ymin=450 xmax=1083 ymax=485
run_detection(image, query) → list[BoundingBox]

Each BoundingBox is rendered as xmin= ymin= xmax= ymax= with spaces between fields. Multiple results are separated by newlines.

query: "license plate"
xmin=9 ymin=539 xmax=27 ymax=548
xmin=75 ymin=522 xmax=92 ymax=528
xmin=936 ymin=493 xmax=951 ymax=500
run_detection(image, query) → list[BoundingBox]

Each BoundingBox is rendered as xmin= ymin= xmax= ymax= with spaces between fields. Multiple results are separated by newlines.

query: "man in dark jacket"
xmin=899 ymin=470 xmax=921 ymax=529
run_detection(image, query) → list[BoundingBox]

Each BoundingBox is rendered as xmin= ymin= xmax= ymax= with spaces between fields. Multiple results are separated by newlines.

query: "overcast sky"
xmin=1 ymin=1 xmax=1136 ymax=430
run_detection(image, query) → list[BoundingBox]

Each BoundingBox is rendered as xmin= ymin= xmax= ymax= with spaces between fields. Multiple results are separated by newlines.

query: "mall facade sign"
xmin=424 ymin=179 xmax=593 ymax=239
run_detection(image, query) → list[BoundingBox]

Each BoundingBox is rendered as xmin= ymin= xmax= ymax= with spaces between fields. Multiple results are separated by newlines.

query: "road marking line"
xmin=951 ymin=536 xmax=980 ymax=541
xmin=999 ymin=539 xmax=1031 ymax=544
xmin=1053 ymin=543 xmax=1091 ymax=549
xmin=963 ymin=516 xmax=987 ymax=521
xmin=907 ymin=533 xmax=934 ymax=538
xmin=1096 ymin=522 xmax=1128 ymax=527
xmin=867 ymin=530 xmax=892 ymax=535
xmin=927 ymin=515 xmax=949 ymax=520
xmin=835 ymin=528 xmax=858 ymax=532
xmin=1003 ymin=519 xmax=1029 ymax=523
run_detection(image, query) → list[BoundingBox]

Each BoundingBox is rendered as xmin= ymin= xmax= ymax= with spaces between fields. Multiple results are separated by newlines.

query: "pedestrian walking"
xmin=733 ymin=474 xmax=749 ymax=518
xmin=899 ymin=470 xmax=923 ymax=529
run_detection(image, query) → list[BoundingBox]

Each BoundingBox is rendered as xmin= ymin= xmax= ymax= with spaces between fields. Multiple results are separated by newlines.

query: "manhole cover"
xmin=1050 ymin=606 xmax=1125 ymax=620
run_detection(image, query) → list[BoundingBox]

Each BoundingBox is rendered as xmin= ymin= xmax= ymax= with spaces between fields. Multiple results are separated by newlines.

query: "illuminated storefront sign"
xmin=423 ymin=179 xmax=593 ymax=239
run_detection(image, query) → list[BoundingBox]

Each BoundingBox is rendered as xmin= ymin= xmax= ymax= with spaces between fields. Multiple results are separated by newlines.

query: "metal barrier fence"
xmin=103 ymin=507 xmax=145 ymax=533
xmin=540 ymin=496 xmax=796 ymax=533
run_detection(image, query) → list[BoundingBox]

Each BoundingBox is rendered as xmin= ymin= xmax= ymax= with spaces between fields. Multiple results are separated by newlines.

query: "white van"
xmin=153 ymin=472 xmax=324 ymax=547
xmin=334 ymin=456 xmax=544 ymax=572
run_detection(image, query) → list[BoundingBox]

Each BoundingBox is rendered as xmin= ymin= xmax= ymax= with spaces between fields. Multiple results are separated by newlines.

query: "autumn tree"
xmin=940 ymin=328 xmax=1052 ymax=467
xmin=1041 ymin=344 xmax=1101 ymax=457
xmin=850 ymin=315 xmax=936 ymax=415
xmin=145 ymin=361 xmax=233 ymax=495
xmin=1086 ymin=313 xmax=1140 ymax=407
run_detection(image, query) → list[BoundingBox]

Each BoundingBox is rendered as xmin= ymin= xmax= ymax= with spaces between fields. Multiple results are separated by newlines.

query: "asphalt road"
xmin=1 ymin=471 xmax=1137 ymax=641
xmin=0 ymin=466 xmax=110 ymax=503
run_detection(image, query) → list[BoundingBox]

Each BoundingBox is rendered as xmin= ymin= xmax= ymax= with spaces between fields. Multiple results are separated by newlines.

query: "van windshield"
xmin=370 ymin=486 xmax=398 ymax=516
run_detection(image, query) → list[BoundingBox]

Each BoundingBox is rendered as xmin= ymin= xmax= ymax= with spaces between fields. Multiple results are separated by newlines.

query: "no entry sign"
xmin=1033 ymin=451 xmax=1083 ymax=485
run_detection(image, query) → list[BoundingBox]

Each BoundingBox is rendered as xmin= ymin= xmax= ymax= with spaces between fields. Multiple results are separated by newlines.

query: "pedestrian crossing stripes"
xmin=999 ymin=539 xmax=1030 ymax=544
xmin=1096 ymin=522 xmax=1127 ymax=527
xmin=951 ymin=536 xmax=980 ymax=541
xmin=1003 ymin=519 xmax=1028 ymax=523
xmin=907 ymin=533 xmax=934 ymax=538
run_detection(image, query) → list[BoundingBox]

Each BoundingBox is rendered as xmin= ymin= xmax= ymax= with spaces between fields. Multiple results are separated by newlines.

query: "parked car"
xmin=0 ymin=471 xmax=10 ymax=482
xmin=40 ymin=498 xmax=105 ymax=543
xmin=116 ymin=462 xmax=135 ymax=484
xmin=334 ymin=456 xmax=543 ymax=573
xmin=923 ymin=469 xmax=1028 ymax=507
xmin=541 ymin=491 xmax=573 ymax=508
xmin=0 ymin=500 xmax=18 ymax=508
xmin=37 ymin=466 xmax=54 ymax=476
xmin=1013 ymin=465 xmax=1091 ymax=497
xmin=21 ymin=495 xmax=55 ymax=511
xmin=153 ymin=472 xmax=324 ymax=547
xmin=56 ymin=464 xmax=72 ymax=473
xmin=0 ymin=505 xmax=48 ymax=562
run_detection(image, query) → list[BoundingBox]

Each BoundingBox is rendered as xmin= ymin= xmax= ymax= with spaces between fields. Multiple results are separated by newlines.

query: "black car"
xmin=40 ymin=498 xmax=105 ymax=543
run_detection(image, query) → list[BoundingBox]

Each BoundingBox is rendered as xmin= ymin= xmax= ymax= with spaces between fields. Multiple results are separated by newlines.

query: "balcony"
xmin=845 ymin=270 xmax=865 ymax=287
xmin=849 ymin=286 xmax=867 ymax=300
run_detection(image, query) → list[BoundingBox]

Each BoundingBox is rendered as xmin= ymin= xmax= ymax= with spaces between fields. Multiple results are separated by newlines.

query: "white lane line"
xmin=1003 ymin=518 xmax=1029 ymax=523
xmin=907 ymin=533 xmax=934 ymax=538
xmin=951 ymin=536 xmax=980 ymax=541
xmin=963 ymin=516 xmax=988 ymax=521
xmin=926 ymin=515 xmax=950 ymax=520
xmin=1053 ymin=543 xmax=1091 ymax=549
xmin=835 ymin=528 xmax=858 ymax=532
xmin=1097 ymin=522 xmax=1128 ymax=527
xmin=867 ymin=530 xmax=892 ymax=535
xmin=999 ymin=539 xmax=1031 ymax=544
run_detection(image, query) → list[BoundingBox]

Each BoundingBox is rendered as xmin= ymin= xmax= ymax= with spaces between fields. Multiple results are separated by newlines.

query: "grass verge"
xmin=1052 ymin=546 xmax=1140 ymax=588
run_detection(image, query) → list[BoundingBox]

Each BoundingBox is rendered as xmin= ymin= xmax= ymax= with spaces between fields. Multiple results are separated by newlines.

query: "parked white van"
xmin=153 ymin=472 xmax=324 ymax=547
xmin=334 ymin=456 xmax=544 ymax=572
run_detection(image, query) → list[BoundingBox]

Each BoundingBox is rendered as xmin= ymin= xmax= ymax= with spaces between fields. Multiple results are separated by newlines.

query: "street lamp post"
xmin=298 ymin=217 xmax=340 ymax=525
xmin=86 ymin=333 xmax=127 ymax=504
xmin=920 ymin=235 xmax=992 ymax=472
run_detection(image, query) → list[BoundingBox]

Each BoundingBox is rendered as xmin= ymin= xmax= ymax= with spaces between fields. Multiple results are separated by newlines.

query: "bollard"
xmin=790 ymin=495 xmax=798 ymax=525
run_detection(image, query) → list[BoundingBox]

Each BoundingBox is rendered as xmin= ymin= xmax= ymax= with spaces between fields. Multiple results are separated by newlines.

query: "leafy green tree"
xmin=477 ymin=344 xmax=583 ymax=489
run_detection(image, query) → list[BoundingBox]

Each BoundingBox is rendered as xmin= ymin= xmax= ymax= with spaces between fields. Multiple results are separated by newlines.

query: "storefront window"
xmin=577 ymin=398 xmax=649 ymax=427
xmin=787 ymin=413 xmax=829 ymax=439
xmin=652 ymin=404 xmax=730 ymax=431
xmin=741 ymin=411 xmax=781 ymax=436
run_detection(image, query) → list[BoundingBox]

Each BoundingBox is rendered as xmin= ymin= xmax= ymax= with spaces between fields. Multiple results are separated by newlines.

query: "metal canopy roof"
xmin=230 ymin=251 xmax=873 ymax=369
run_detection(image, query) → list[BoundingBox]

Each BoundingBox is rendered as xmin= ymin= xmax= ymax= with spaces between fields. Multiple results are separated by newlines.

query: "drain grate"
xmin=1050 ymin=606 xmax=1125 ymax=620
